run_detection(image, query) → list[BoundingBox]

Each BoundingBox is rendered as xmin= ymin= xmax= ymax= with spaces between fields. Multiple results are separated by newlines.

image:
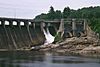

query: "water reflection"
xmin=0 ymin=51 xmax=100 ymax=67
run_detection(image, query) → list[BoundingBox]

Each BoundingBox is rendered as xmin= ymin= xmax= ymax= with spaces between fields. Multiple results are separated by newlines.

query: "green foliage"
xmin=63 ymin=7 xmax=70 ymax=18
xmin=34 ymin=6 xmax=100 ymax=20
xmin=47 ymin=6 xmax=56 ymax=20
xmin=34 ymin=6 xmax=100 ymax=35
xmin=55 ymin=10 xmax=62 ymax=19
xmin=54 ymin=32 xmax=62 ymax=43
xmin=35 ymin=13 xmax=48 ymax=20
xmin=90 ymin=18 xmax=100 ymax=34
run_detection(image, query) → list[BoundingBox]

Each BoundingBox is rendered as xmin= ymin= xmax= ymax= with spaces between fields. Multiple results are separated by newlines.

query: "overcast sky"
xmin=0 ymin=0 xmax=100 ymax=19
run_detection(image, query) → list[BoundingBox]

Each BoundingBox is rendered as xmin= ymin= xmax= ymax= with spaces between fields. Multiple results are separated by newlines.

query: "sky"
xmin=0 ymin=0 xmax=100 ymax=19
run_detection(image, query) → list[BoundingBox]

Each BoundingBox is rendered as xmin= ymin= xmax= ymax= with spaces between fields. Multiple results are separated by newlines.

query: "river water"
xmin=0 ymin=51 xmax=100 ymax=67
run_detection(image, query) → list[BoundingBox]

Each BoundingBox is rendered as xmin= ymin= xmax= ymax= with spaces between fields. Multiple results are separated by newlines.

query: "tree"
xmin=47 ymin=6 xmax=56 ymax=20
xmin=33 ymin=6 xmax=100 ymax=36
xmin=63 ymin=7 xmax=70 ymax=18
xmin=55 ymin=10 xmax=62 ymax=19
xmin=34 ymin=13 xmax=48 ymax=20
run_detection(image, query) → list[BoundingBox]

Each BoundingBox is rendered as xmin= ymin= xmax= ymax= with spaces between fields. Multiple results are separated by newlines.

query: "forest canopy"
xmin=34 ymin=6 xmax=100 ymax=35
xmin=34 ymin=6 xmax=100 ymax=20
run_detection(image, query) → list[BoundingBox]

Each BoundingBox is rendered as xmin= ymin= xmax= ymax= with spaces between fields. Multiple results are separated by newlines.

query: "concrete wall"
xmin=0 ymin=17 xmax=87 ymax=50
xmin=0 ymin=18 xmax=46 ymax=50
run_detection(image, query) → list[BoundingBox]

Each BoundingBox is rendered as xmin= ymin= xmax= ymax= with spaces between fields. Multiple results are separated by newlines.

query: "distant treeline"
xmin=34 ymin=6 xmax=100 ymax=34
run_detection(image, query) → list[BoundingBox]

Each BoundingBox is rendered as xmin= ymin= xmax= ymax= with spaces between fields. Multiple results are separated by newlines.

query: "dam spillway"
xmin=0 ymin=17 xmax=87 ymax=50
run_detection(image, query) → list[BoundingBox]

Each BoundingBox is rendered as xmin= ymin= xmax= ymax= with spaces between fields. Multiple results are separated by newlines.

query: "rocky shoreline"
xmin=0 ymin=36 xmax=99 ymax=57
xmin=32 ymin=36 xmax=100 ymax=57
xmin=32 ymin=25 xmax=100 ymax=57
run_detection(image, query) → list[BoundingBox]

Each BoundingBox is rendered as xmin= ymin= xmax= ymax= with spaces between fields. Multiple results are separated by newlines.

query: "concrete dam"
xmin=0 ymin=17 xmax=87 ymax=50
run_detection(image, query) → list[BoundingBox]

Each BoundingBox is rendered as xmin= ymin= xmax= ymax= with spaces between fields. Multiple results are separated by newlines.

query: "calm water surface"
xmin=0 ymin=51 xmax=100 ymax=67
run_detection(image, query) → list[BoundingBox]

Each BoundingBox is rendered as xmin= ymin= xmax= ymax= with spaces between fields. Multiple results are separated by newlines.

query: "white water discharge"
xmin=31 ymin=27 xmax=55 ymax=50
xmin=43 ymin=28 xmax=55 ymax=45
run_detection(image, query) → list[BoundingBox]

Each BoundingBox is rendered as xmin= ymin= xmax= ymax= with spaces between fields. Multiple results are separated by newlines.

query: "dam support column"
xmin=57 ymin=19 xmax=64 ymax=38
xmin=83 ymin=19 xmax=87 ymax=36
xmin=9 ymin=20 xmax=18 ymax=49
xmin=24 ymin=21 xmax=32 ymax=47
xmin=72 ymin=19 xmax=76 ymax=37
xmin=54 ymin=19 xmax=64 ymax=43
xmin=41 ymin=22 xmax=45 ymax=32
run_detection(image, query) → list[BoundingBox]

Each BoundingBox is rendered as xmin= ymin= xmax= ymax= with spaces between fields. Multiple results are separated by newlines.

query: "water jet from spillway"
xmin=43 ymin=28 xmax=55 ymax=45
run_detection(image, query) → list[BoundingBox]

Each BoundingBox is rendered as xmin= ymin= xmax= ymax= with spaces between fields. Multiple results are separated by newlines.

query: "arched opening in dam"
xmin=48 ymin=23 xmax=60 ymax=36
